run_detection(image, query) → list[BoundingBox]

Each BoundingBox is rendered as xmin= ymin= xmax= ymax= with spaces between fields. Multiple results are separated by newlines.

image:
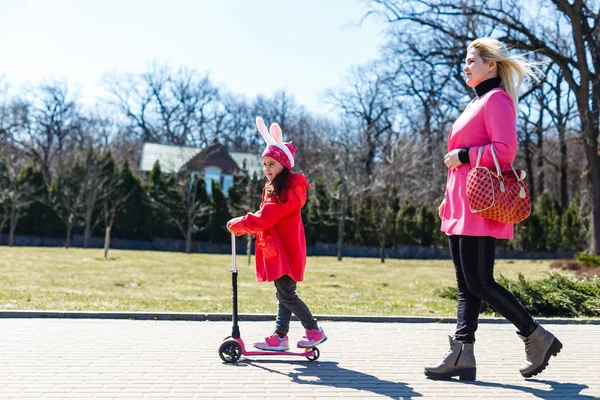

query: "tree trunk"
xmin=8 ymin=206 xmax=19 ymax=247
xmin=83 ymin=208 xmax=93 ymax=249
xmin=558 ymin=1 xmax=599 ymax=254
xmin=103 ymin=227 xmax=111 ymax=259
xmin=336 ymin=184 xmax=347 ymax=262
xmin=536 ymin=121 xmax=544 ymax=196
xmin=0 ymin=218 xmax=8 ymax=237
xmin=65 ymin=222 xmax=73 ymax=249
xmin=336 ymin=216 xmax=345 ymax=261
xmin=558 ymin=123 xmax=568 ymax=209
xmin=247 ymin=235 xmax=252 ymax=266
xmin=523 ymin=134 xmax=535 ymax=203
xmin=423 ymin=104 xmax=435 ymax=181
xmin=585 ymin=131 xmax=600 ymax=255
xmin=185 ymin=227 xmax=192 ymax=254
xmin=379 ymin=233 xmax=385 ymax=263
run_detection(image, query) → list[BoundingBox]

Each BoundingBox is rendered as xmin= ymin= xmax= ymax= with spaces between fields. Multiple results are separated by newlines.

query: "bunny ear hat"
xmin=256 ymin=116 xmax=296 ymax=169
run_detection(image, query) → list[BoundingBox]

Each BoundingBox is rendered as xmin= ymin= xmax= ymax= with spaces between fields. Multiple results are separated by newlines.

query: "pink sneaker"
xmin=254 ymin=333 xmax=289 ymax=351
xmin=297 ymin=328 xmax=327 ymax=348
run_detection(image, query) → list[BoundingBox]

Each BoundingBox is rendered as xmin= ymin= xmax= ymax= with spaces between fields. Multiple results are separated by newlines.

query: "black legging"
xmin=449 ymin=235 xmax=538 ymax=343
xmin=274 ymin=275 xmax=318 ymax=335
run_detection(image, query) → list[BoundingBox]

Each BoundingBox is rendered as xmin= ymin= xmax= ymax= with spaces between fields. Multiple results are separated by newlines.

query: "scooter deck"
xmin=250 ymin=337 xmax=327 ymax=355
xmin=244 ymin=349 xmax=317 ymax=357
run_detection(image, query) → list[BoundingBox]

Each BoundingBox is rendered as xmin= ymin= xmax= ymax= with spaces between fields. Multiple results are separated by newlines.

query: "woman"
xmin=424 ymin=38 xmax=562 ymax=381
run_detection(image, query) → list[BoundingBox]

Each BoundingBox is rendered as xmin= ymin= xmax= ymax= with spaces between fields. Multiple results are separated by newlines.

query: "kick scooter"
xmin=218 ymin=232 xmax=321 ymax=363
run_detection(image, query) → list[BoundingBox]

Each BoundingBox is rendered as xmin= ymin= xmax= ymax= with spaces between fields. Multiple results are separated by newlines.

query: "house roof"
xmin=229 ymin=151 xmax=263 ymax=179
xmin=183 ymin=141 xmax=239 ymax=175
xmin=139 ymin=143 xmax=200 ymax=173
xmin=139 ymin=142 xmax=262 ymax=178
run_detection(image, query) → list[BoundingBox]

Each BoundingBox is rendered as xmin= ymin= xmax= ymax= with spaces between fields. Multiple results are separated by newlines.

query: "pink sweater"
xmin=441 ymin=88 xmax=517 ymax=239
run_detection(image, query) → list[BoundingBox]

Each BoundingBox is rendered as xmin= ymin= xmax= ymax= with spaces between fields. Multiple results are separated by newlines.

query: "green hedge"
xmin=435 ymin=273 xmax=600 ymax=318
xmin=577 ymin=253 xmax=600 ymax=267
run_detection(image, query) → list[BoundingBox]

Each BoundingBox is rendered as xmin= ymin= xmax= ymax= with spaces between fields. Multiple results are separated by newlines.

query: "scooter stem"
xmin=231 ymin=232 xmax=237 ymax=273
xmin=231 ymin=232 xmax=240 ymax=338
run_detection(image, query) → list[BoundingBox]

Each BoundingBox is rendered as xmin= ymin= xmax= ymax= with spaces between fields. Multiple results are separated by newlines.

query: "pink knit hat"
xmin=256 ymin=117 xmax=295 ymax=170
xmin=262 ymin=142 xmax=296 ymax=170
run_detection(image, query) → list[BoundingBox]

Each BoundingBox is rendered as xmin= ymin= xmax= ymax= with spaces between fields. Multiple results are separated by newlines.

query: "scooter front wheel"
xmin=305 ymin=346 xmax=320 ymax=362
xmin=219 ymin=340 xmax=242 ymax=363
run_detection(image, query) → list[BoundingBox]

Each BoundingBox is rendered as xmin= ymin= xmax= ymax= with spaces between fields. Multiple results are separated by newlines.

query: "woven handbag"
xmin=466 ymin=145 xmax=531 ymax=224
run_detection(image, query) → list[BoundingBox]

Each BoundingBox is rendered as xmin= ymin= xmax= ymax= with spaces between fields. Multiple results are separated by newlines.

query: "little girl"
xmin=226 ymin=117 xmax=327 ymax=351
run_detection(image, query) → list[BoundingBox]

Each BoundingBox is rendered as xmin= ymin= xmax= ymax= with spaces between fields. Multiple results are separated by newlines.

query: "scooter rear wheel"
xmin=219 ymin=340 xmax=242 ymax=363
xmin=305 ymin=346 xmax=320 ymax=362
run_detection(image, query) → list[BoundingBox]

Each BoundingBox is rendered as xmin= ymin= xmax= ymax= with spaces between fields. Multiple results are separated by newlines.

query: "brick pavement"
xmin=0 ymin=318 xmax=598 ymax=399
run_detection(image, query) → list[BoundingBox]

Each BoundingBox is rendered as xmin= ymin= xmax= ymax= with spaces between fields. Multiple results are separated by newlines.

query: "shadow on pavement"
xmin=459 ymin=378 xmax=598 ymax=399
xmin=243 ymin=359 xmax=421 ymax=399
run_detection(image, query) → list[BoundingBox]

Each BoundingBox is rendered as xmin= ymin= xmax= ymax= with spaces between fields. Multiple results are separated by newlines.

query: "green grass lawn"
xmin=0 ymin=246 xmax=570 ymax=316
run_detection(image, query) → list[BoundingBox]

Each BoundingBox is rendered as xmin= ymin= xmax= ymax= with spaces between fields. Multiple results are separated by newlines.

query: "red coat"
xmin=229 ymin=174 xmax=311 ymax=282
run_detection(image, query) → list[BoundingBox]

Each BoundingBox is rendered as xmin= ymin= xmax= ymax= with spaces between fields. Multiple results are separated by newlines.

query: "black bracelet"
xmin=458 ymin=148 xmax=470 ymax=164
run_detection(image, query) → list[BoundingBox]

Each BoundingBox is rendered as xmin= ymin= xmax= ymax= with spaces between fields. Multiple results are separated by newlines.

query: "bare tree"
xmin=148 ymin=163 xmax=210 ymax=254
xmin=382 ymin=34 xmax=464 ymax=202
xmin=220 ymin=94 xmax=256 ymax=151
xmin=10 ymin=81 xmax=80 ymax=183
xmin=518 ymin=94 xmax=538 ymax=201
xmin=0 ymin=79 xmax=21 ymax=144
xmin=519 ymin=85 xmax=553 ymax=202
xmin=542 ymin=65 xmax=578 ymax=208
xmin=0 ymin=154 xmax=42 ymax=246
xmin=79 ymin=149 xmax=116 ymax=248
xmin=103 ymin=70 xmax=156 ymax=142
xmin=252 ymin=90 xmax=305 ymax=137
xmin=48 ymin=163 xmax=86 ymax=248
xmin=306 ymin=120 xmax=363 ymax=261
xmin=0 ymin=158 xmax=11 ymax=234
xmin=326 ymin=62 xmax=396 ymax=178
xmin=102 ymin=160 xmax=136 ymax=258
xmin=104 ymin=63 xmax=222 ymax=147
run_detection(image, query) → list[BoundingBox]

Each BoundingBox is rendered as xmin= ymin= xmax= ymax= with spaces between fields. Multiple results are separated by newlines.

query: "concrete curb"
xmin=0 ymin=310 xmax=598 ymax=324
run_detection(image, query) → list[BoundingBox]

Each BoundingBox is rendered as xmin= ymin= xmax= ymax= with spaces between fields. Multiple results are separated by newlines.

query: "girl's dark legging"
xmin=449 ymin=235 xmax=538 ymax=343
xmin=274 ymin=274 xmax=318 ymax=335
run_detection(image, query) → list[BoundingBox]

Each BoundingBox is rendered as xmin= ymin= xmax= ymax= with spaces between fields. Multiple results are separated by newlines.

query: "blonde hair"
xmin=468 ymin=38 xmax=542 ymax=108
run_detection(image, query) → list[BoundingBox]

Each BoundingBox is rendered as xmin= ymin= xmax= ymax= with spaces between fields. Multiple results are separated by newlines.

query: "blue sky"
xmin=0 ymin=0 xmax=386 ymax=113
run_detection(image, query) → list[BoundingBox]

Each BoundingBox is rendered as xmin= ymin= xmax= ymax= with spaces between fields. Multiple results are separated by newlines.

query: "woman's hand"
xmin=438 ymin=200 xmax=446 ymax=220
xmin=444 ymin=149 xmax=462 ymax=170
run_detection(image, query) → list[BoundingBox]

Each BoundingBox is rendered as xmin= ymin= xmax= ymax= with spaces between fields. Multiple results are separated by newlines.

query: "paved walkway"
xmin=0 ymin=318 xmax=598 ymax=399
